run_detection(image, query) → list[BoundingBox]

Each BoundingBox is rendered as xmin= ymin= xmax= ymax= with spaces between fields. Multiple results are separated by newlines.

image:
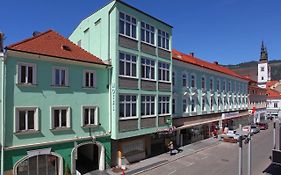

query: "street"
xmin=139 ymin=122 xmax=274 ymax=175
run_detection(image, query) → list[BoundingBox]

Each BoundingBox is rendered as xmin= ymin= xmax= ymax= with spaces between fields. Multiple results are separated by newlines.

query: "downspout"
xmin=108 ymin=2 xmax=116 ymax=137
xmin=0 ymin=49 xmax=6 ymax=175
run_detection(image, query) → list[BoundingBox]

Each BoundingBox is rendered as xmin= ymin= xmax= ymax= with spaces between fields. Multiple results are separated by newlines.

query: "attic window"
xmin=62 ymin=45 xmax=71 ymax=51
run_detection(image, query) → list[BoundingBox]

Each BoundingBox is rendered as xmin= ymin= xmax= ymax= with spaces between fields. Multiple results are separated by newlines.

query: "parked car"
xmin=223 ymin=136 xmax=238 ymax=143
xmin=256 ymin=122 xmax=268 ymax=130
xmin=242 ymin=125 xmax=260 ymax=134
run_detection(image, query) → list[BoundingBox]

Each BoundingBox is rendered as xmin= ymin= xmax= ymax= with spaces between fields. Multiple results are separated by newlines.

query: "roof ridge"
xmin=6 ymin=29 xmax=53 ymax=49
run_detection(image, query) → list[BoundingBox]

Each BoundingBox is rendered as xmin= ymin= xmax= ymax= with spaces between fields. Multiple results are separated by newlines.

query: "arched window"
xmin=191 ymin=74 xmax=196 ymax=88
xmin=182 ymin=73 xmax=187 ymax=87
xmin=201 ymin=76 xmax=206 ymax=90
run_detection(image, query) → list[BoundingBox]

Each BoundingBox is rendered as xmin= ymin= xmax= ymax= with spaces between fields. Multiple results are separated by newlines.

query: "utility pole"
xmin=274 ymin=119 xmax=276 ymax=149
xmin=248 ymin=133 xmax=251 ymax=175
xmin=238 ymin=124 xmax=243 ymax=175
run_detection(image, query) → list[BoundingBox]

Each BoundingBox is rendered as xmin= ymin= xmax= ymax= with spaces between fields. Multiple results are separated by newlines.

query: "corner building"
xmin=70 ymin=0 xmax=173 ymax=166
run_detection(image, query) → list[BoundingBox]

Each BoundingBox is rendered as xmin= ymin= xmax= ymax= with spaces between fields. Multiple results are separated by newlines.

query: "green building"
xmin=70 ymin=0 xmax=173 ymax=166
xmin=0 ymin=30 xmax=111 ymax=175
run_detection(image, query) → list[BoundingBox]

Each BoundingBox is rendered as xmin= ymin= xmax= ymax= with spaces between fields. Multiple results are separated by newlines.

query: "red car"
xmin=256 ymin=122 xmax=268 ymax=130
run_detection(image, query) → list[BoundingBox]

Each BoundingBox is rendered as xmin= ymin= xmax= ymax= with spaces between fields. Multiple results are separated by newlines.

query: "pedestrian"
xmin=168 ymin=141 xmax=174 ymax=156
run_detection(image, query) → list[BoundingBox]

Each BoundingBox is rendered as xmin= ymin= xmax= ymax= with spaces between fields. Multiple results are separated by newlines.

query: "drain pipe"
xmin=0 ymin=32 xmax=6 ymax=175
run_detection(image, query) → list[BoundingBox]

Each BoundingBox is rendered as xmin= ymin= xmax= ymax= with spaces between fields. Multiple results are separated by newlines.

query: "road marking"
xmin=176 ymin=160 xmax=194 ymax=167
xmin=168 ymin=170 xmax=176 ymax=175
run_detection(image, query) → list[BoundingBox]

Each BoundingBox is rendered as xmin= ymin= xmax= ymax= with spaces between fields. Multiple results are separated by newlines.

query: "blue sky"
xmin=1 ymin=0 xmax=281 ymax=64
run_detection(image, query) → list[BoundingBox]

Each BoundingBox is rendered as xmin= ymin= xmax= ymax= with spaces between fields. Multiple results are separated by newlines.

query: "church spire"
xmin=260 ymin=41 xmax=268 ymax=61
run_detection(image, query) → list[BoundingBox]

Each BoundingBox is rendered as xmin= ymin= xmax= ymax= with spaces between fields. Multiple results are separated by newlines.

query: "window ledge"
xmin=14 ymin=130 xmax=40 ymax=136
xmin=119 ymin=117 xmax=138 ymax=121
xmin=82 ymin=124 xmax=100 ymax=129
xmin=51 ymin=85 xmax=70 ymax=88
xmin=50 ymin=127 xmax=71 ymax=132
xmin=119 ymin=34 xmax=138 ymax=42
xmin=158 ymin=47 xmax=171 ymax=53
xmin=158 ymin=81 xmax=171 ymax=84
xmin=119 ymin=75 xmax=138 ymax=80
xmin=141 ymin=41 xmax=156 ymax=48
xmin=82 ymin=87 xmax=96 ymax=90
xmin=141 ymin=78 xmax=156 ymax=82
xmin=16 ymin=83 xmax=38 ymax=87
xmin=141 ymin=115 xmax=156 ymax=119
xmin=158 ymin=113 xmax=171 ymax=117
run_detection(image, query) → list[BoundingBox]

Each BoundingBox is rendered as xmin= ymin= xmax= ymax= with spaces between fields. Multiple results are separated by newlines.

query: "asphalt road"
xmin=140 ymin=122 xmax=274 ymax=175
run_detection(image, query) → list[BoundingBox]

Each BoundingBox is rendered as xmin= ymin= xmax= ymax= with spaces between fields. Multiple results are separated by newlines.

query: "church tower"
xmin=257 ymin=41 xmax=271 ymax=88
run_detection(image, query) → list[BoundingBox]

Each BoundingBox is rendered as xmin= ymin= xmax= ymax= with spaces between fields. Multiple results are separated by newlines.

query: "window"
xmin=172 ymin=98 xmax=176 ymax=114
xmin=210 ymin=97 xmax=214 ymax=111
xmin=217 ymin=79 xmax=220 ymax=91
xmin=228 ymin=81 xmax=231 ymax=92
xmin=141 ymin=96 xmax=155 ymax=116
xmin=261 ymin=67 xmax=265 ymax=72
xmin=15 ymin=107 xmax=38 ymax=133
xmin=261 ymin=76 xmax=264 ymax=80
xmin=274 ymin=102 xmax=278 ymax=108
xmin=52 ymin=67 xmax=68 ymax=86
xmin=51 ymin=107 xmax=70 ymax=129
xmin=210 ymin=78 xmax=213 ymax=91
xmin=224 ymin=97 xmax=228 ymax=109
xmin=191 ymin=97 xmax=196 ymax=112
xmin=191 ymin=74 xmax=196 ymax=88
xmin=141 ymin=22 xmax=155 ymax=45
xmin=119 ymin=12 xmax=136 ymax=38
xmin=222 ymin=80 xmax=226 ymax=91
xmin=18 ymin=63 xmax=36 ymax=85
xmin=182 ymin=73 xmax=187 ymax=87
xmin=158 ymin=29 xmax=169 ymax=50
xmin=82 ymin=106 xmax=98 ymax=126
xmin=202 ymin=97 xmax=206 ymax=111
xmin=172 ymin=72 xmax=175 ymax=86
xmin=183 ymin=99 xmax=188 ymax=113
xmin=158 ymin=62 xmax=170 ymax=82
xmin=158 ymin=96 xmax=170 ymax=115
xmin=218 ymin=98 xmax=221 ymax=110
xmin=141 ymin=58 xmax=155 ymax=80
xmin=201 ymin=76 xmax=206 ymax=90
xmin=233 ymin=82 xmax=236 ymax=92
xmin=119 ymin=95 xmax=137 ymax=118
xmin=84 ymin=70 xmax=96 ymax=88
xmin=119 ymin=52 xmax=137 ymax=77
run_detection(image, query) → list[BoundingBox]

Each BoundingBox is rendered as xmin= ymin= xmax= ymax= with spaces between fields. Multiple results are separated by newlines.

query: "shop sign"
xmin=27 ymin=148 xmax=51 ymax=157
xmin=156 ymin=126 xmax=176 ymax=135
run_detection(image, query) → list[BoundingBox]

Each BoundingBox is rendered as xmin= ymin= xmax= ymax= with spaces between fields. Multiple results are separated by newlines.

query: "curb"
xmin=130 ymin=141 xmax=221 ymax=175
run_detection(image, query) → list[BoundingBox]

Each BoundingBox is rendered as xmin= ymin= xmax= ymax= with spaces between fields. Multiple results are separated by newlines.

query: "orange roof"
xmin=6 ymin=30 xmax=106 ymax=65
xmin=266 ymin=88 xmax=281 ymax=99
xmin=266 ymin=80 xmax=278 ymax=88
xmin=172 ymin=49 xmax=248 ymax=81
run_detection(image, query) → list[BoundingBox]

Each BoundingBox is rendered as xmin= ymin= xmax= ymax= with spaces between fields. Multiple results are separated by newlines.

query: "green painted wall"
xmin=5 ymin=55 xmax=110 ymax=147
xmin=69 ymin=1 xmax=173 ymax=140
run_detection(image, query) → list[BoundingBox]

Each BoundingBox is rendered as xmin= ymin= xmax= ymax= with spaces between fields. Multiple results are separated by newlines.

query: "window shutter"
xmin=34 ymin=108 xmax=39 ymax=131
xmin=33 ymin=65 xmax=37 ymax=85
xmin=65 ymin=69 xmax=69 ymax=86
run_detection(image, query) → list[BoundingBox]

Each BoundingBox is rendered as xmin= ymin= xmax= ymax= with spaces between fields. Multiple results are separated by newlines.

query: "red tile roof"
xmin=6 ymin=30 xmax=106 ymax=65
xmin=172 ymin=49 xmax=249 ymax=81
xmin=266 ymin=80 xmax=279 ymax=88
xmin=266 ymin=88 xmax=281 ymax=99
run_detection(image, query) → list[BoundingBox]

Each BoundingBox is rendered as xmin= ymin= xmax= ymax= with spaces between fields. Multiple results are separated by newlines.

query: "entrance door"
xmin=76 ymin=143 xmax=99 ymax=174
xmin=16 ymin=154 xmax=59 ymax=175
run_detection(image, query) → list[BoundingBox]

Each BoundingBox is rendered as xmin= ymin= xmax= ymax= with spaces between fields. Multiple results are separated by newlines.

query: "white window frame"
xmin=158 ymin=29 xmax=169 ymax=50
xmin=201 ymin=76 xmax=206 ymax=90
xmin=119 ymin=12 xmax=137 ymax=39
xmin=81 ymin=106 xmax=99 ymax=127
xmin=14 ymin=107 xmax=39 ymax=133
xmin=182 ymin=72 xmax=188 ymax=87
xmin=158 ymin=96 xmax=170 ymax=115
xmin=191 ymin=74 xmax=196 ymax=88
xmin=17 ymin=62 xmax=37 ymax=85
xmin=274 ymin=102 xmax=278 ymax=108
xmin=51 ymin=106 xmax=71 ymax=129
xmin=191 ymin=97 xmax=196 ymax=112
xmin=52 ymin=66 xmax=69 ymax=87
xmin=141 ymin=22 xmax=155 ymax=45
xmin=158 ymin=62 xmax=170 ymax=82
xmin=119 ymin=52 xmax=137 ymax=78
xmin=141 ymin=95 xmax=155 ymax=117
xmin=141 ymin=57 xmax=155 ymax=80
xmin=83 ymin=70 xmax=96 ymax=88
xmin=119 ymin=94 xmax=137 ymax=119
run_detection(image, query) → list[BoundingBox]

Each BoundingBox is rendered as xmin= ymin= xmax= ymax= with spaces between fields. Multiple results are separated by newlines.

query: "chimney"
xmin=190 ymin=52 xmax=194 ymax=57
xmin=214 ymin=61 xmax=219 ymax=65
xmin=0 ymin=32 xmax=4 ymax=53
xmin=32 ymin=31 xmax=41 ymax=37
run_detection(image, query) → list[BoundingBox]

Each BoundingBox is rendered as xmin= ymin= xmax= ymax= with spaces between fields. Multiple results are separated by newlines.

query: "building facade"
xmin=1 ymin=30 xmax=111 ymax=175
xmin=69 ymin=1 xmax=173 ymax=166
xmin=172 ymin=50 xmax=249 ymax=146
xmin=247 ymin=79 xmax=267 ymax=123
xmin=266 ymin=88 xmax=281 ymax=118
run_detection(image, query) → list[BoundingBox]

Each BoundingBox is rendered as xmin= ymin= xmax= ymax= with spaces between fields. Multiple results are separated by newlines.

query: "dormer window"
xmin=62 ymin=45 xmax=71 ymax=51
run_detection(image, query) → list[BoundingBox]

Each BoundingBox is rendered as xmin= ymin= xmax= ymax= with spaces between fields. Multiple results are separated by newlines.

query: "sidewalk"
xmin=107 ymin=137 xmax=221 ymax=175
